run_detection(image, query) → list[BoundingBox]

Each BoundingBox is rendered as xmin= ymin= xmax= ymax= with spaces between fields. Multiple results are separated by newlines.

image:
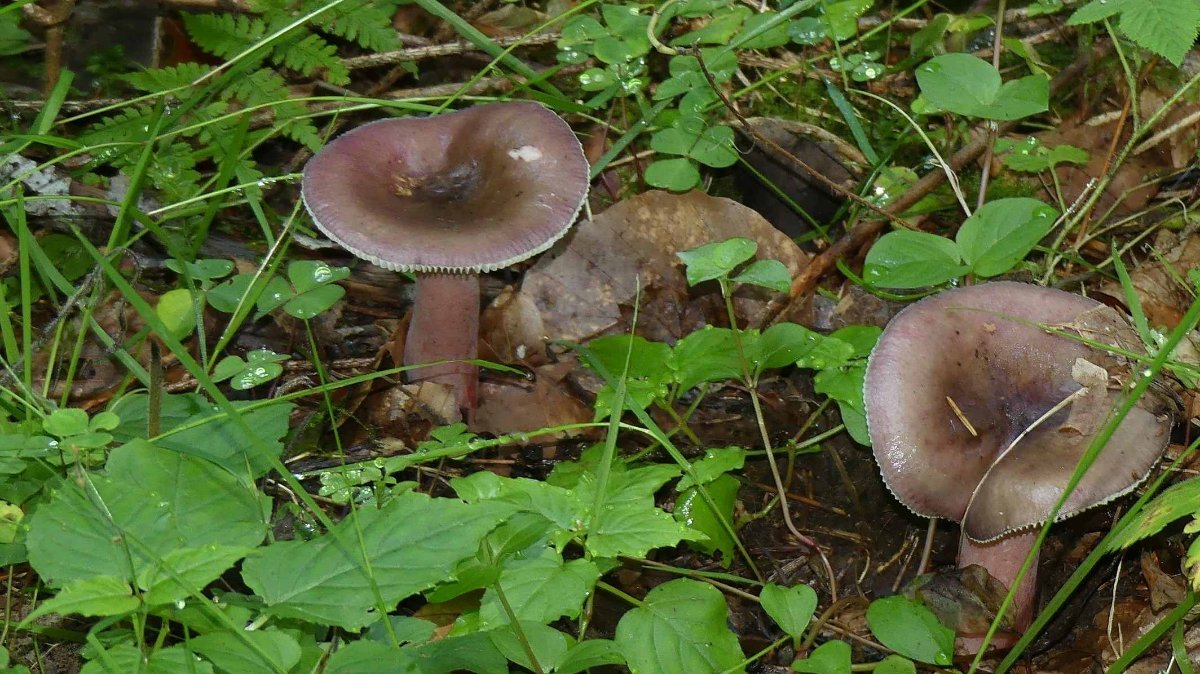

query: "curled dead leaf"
xmin=520 ymin=190 xmax=809 ymax=344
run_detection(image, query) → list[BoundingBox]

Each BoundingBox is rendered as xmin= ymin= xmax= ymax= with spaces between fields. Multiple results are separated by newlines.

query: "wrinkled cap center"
xmin=392 ymin=159 xmax=482 ymax=203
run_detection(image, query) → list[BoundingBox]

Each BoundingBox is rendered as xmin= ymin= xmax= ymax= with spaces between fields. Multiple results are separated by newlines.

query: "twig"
xmin=343 ymin=33 xmax=561 ymax=70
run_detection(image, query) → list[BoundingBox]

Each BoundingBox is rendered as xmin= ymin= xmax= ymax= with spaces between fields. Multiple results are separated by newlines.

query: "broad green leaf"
xmin=760 ymin=583 xmax=818 ymax=638
xmin=689 ymin=124 xmax=739 ymax=168
xmin=241 ymin=491 xmax=505 ymax=629
xmin=478 ymin=549 xmax=600 ymax=627
xmin=917 ymin=54 xmax=1000 ymax=116
xmin=593 ymin=464 xmax=682 ymax=507
xmin=823 ymin=0 xmax=872 ymax=39
xmin=284 ymin=283 xmax=345 ymax=319
xmin=674 ymin=473 xmax=738 ymax=561
xmin=737 ymin=12 xmax=791 ymax=48
xmin=672 ymin=5 xmax=749 ymax=45
xmin=190 ymin=629 xmax=301 ymax=674
xmin=42 ymin=408 xmax=90 ymax=438
xmin=1107 ymin=477 xmax=1200 ymax=550
xmin=956 ymin=197 xmax=1058 ymax=277
xmin=26 ymin=440 xmax=269 ymax=585
xmin=875 ymin=655 xmax=918 ymax=674
xmin=367 ymin=616 xmax=437 ymax=645
xmin=408 ymin=631 xmax=507 ymax=674
xmin=0 ymin=13 xmax=33 ymax=56
xmin=793 ymin=335 xmax=856 ymax=371
xmin=1069 ymin=0 xmax=1198 ymax=65
xmin=423 ymin=554 xmax=501 ymax=604
xmin=601 ymin=3 xmax=651 ymax=42
xmin=213 ymin=350 xmax=286 ymax=390
xmin=452 ymin=471 xmax=584 ymax=537
xmin=253 ymin=276 xmax=295 ymax=316
xmin=916 ymin=53 xmax=1048 ymax=120
xmin=137 ymin=545 xmax=254 ymax=606
xmin=165 ymin=258 xmax=234 ymax=284
xmin=548 ymin=462 xmax=684 ymax=557
xmin=557 ymin=16 xmax=606 ymax=50
xmin=581 ymin=335 xmax=673 ymax=385
xmin=645 ymin=157 xmax=701 ymax=191
xmin=22 ymin=576 xmax=138 ymax=623
xmin=155 ymin=288 xmax=198 ymax=340
xmin=654 ymin=49 xmax=737 ymax=99
xmin=556 ymin=639 xmax=626 ymax=674
xmin=677 ymin=446 xmax=746 ymax=491
xmin=289 ymin=259 xmax=349 ymax=293
xmin=586 ymin=500 xmax=703 ymax=558
xmin=863 ymin=230 xmax=967 ymax=289
xmin=829 ymin=325 xmax=881 ymax=356
xmin=999 ymin=137 xmax=1089 ymax=172
xmin=732 ymin=259 xmax=791 ymax=293
xmin=989 ymin=74 xmax=1051 ymax=121
xmin=325 ymin=641 xmax=418 ymax=674
xmin=205 ymin=273 xmax=256 ymax=314
xmin=0 ymin=502 xmax=22 ymax=544
xmin=485 ymin=512 xmax=559 ymax=559
xmin=793 ymin=640 xmax=851 ymax=673
xmin=866 ymin=596 xmax=955 ymax=665
xmin=677 ymin=238 xmax=758 ymax=285
xmin=838 ymin=401 xmax=871 ymax=445
xmin=670 ymin=327 xmax=744 ymax=391
xmin=910 ymin=13 xmax=951 ymax=56
xmin=490 ymin=622 xmax=571 ymax=672
xmin=1116 ymin=0 xmax=1200 ymax=66
xmin=81 ymin=644 xmax=213 ymax=674
xmin=751 ymin=322 xmax=829 ymax=374
xmin=110 ymin=393 xmax=291 ymax=476
xmin=615 ymin=579 xmax=745 ymax=673
xmin=1067 ymin=0 xmax=1131 ymax=23
xmin=789 ymin=16 xmax=827 ymax=45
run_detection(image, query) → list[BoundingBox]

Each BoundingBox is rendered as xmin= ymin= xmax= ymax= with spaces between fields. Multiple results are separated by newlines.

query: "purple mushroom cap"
xmin=299 ymin=101 xmax=590 ymax=422
xmin=301 ymin=101 xmax=589 ymax=273
xmin=865 ymin=281 xmax=1172 ymax=541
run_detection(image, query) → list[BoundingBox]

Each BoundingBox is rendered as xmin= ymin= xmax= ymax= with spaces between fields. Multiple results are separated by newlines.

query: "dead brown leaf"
xmin=1098 ymin=230 xmax=1200 ymax=329
xmin=474 ymin=361 xmax=593 ymax=438
xmin=519 ymin=190 xmax=809 ymax=344
xmin=479 ymin=286 xmax=546 ymax=366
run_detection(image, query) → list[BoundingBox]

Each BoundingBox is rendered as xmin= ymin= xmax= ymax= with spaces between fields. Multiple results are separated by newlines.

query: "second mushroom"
xmin=301 ymin=101 xmax=590 ymax=422
xmin=863 ymin=281 xmax=1173 ymax=653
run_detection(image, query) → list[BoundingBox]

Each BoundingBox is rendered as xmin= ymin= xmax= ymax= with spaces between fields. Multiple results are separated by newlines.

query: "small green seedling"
xmin=207 ymin=260 xmax=348 ymax=320
xmin=43 ymin=408 xmax=120 ymax=453
xmin=914 ymin=53 xmax=1049 ymax=120
xmin=863 ymin=197 xmax=1060 ymax=289
xmin=212 ymin=349 xmax=289 ymax=390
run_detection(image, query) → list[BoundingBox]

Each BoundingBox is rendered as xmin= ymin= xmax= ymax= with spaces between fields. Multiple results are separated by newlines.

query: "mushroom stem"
xmin=956 ymin=529 xmax=1039 ymax=652
xmin=404 ymin=272 xmax=480 ymax=421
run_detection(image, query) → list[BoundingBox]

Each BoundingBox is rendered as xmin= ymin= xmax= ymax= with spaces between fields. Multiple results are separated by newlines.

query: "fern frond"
xmin=221 ymin=68 xmax=321 ymax=150
xmin=80 ymin=106 xmax=156 ymax=164
xmin=272 ymin=33 xmax=350 ymax=85
xmin=146 ymin=142 xmax=203 ymax=204
xmin=312 ymin=0 xmax=401 ymax=52
xmin=190 ymin=101 xmax=234 ymax=145
xmin=222 ymin=67 xmax=291 ymax=107
xmin=184 ymin=13 xmax=268 ymax=59
xmin=123 ymin=62 xmax=213 ymax=93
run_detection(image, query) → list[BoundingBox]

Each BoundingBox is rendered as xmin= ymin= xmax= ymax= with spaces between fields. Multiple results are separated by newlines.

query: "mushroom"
xmin=863 ymin=281 xmax=1172 ymax=652
xmin=301 ymin=102 xmax=590 ymax=421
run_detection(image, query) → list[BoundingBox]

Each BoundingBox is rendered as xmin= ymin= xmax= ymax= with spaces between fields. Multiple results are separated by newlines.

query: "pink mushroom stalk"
xmin=301 ymin=102 xmax=590 ymax=421
xmin=864 ymin=282 xmax=1172 ymax=653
